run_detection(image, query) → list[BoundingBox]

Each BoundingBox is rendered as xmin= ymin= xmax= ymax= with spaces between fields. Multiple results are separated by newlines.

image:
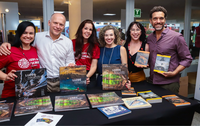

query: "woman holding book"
xmin=72 ymin=19 xmax=100 ymax=88
xmin=97 ymin=25 xmax=131 ymax=89
xmin=124 ymin=21 xmax=149 ymax=83
xmin=0 ymin=21 xmax=40 ymax=98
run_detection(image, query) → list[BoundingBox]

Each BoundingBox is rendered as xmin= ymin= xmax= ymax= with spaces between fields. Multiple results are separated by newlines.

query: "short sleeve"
xmin=0 ymin=55 xmax=10 ymax=69
xmin=92 ymin=44 xmax=100 ymax=59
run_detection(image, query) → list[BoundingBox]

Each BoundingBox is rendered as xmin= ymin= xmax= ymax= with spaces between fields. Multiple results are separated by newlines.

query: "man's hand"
xmin=157 ymin=71 xmax=176 ymax=77
xmin=0 ymin=42 xmax=11 ymax=56
xmin=67 ymin=63 xmax=76 ymax=67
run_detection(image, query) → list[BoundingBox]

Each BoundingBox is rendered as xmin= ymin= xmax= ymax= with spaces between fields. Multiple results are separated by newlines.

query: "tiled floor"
xmin=192 ymin=112 xmax=200 ymax=126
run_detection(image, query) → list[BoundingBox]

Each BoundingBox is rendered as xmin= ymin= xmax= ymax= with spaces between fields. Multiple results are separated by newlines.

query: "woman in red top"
xmin=72 ymin=19 xmax=100 ymax=88
xmin=0 ymin=21 xmax=40 ymax=98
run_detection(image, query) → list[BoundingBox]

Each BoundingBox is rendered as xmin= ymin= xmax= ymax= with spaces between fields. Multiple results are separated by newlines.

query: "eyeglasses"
xmin=130 ymin=29 xmax=141 ymax=33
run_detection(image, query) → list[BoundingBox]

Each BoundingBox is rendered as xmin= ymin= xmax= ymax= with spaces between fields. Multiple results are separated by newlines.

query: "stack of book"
xmin=154 ymin=54 xmax=171 ymax=73
xmin=121 ymin=87 xmax=136 ymax=96
xmin=59 ymin=65 xmax=87 ymax=93
xmin=15 ymin=68 xmax=47 ymax=99
xmin=14 ymin=96 xmax=53 ymax=116
xmin=137 ymin=90 xmax=162 ymax=103
xmin=54 ymin=94 xmax=89 ymax=112
xmin=122 ymin=96 xmax=152 ymax=109
xmin=87 ymin=92 xmax=124 ymax=108
xmin=102 ymin=64 xmax=128 ymax=90
xmin=97 ymin=105 xmax=131 ymax=119
xmin=0 ymin=102 xmax=14 ymax=122
xmin=162 ymin=94 xmax=191 ymax=106
xmin=135 ymin=50 xmax=150 ymax=67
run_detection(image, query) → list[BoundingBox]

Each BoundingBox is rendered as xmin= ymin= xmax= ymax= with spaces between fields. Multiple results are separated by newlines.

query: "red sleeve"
xmin=0 ymin=55 xmax=10 ymax=69
xmin=92 ymin=44 xmax=100 ymax=59
xmin=72 ymin=39 xmax=76 ymax=51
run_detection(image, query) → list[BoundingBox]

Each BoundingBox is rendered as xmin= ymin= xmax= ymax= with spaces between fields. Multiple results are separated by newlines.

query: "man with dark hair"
xmin=147 ymin=6 xmax=192 ymax=93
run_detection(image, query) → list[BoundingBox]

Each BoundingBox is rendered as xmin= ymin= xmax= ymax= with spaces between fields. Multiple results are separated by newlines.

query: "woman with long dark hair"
xmin=124 ymin=21 xmax=149 ymax=83
xmin=72 ymin=19 xmax=100 ymax=88
xmin=0 ymin=21 xmax=40 ymax=98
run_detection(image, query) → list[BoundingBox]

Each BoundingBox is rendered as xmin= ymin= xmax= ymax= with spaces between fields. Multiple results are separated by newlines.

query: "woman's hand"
xmin=125 ymin=80 xmax=131 ymax=90
xmin=86 ymin=77 xmax=90 ymax=85
xmin=5 ymin=70 xmax=17 ymax=81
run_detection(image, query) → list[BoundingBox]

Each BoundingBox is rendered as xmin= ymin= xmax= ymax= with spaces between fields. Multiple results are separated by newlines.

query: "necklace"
xmin=128 ymin=42 xmax=143 ymax=64
xmin=102 ymin=47 xmax=114 ymax=64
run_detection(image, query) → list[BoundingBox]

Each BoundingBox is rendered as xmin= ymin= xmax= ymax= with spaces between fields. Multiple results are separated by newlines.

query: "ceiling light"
xmin=103 ymin=13 xmax=116 ymax=16
xmin=54 ymin=11 xmax=64 ymax=13
xmin=5 ymin=9 xmax=9 ymax=12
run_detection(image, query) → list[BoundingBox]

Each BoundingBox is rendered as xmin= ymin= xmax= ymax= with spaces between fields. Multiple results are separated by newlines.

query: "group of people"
xmin=0 ymin=6 xmax=192 ymax=99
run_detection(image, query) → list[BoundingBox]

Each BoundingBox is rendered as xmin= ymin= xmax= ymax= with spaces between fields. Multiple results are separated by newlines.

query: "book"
xmin=135 ymin=51 xmax=150 ymax=67
xmin=137 ymin=90 xmax=162 ymax=103
xmin=97 ymin=105 xmax=131 ymax=119
xmin=0 ymin=102 xmax=14 ymax=122
xmin=25 ymin=112 xmax=63 ymax=126
xmin=87 ymin=92 xmax=124 ymax=108
xmin=121 ymin=87 xmax=136 ymax=95
xmin=14 ymin=96 xmax=53 ymax=116
xmin=154 ymin=54 xmax=171 ymax=73
xmin=162 ymin=94 xmax=191 ymax=106
xmin=102 ymin=64 xmax=128 ymax=90
xmin=54 ymin=94 xmax=89 ymax=112
xmin=59 ymin=65 xmax=87 ymax=93
xmin=122 ymin=96 xmax=152 ymax=109
xmin=15 ymin=68 xmax=47 ymax=99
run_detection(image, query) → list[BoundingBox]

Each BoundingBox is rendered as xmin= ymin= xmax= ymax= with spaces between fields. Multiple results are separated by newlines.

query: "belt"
xmin=47 ymin=77 xmax=60 ymax=83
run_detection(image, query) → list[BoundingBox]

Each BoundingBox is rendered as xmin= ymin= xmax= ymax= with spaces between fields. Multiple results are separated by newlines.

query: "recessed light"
xmin=5 ymin=9 xmax=9 ymax=12
xmin=54 ymin=11 xmax=64 ymax=13
xmin=103 ymin=13 xmax=116 ymax=16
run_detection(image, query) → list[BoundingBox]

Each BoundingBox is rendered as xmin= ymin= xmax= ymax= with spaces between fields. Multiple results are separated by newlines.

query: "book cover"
xmin=154 ymin=54 xmax=171 ymax=73
xmin=55 ymin=94 xmax=89 ymax=112
xmin=59 ymin=65 xmax=87 ymax=93
xmin=122 ymin=96 xmax=152 ymax=109
xmin=15 ymin=68 xmax=47 ymax=99
xmin=162 ymin=94 xmax=191 ymax=106
xmin=25 ymin=112 xmax=63 ymax=126
xmin=121 ymin=87 xmax=136 ymax=95
xmin=102 ymin=64 xmax=128 ymax=90
xmin=137 ymin=90 xmax=162 ymax=103
xmin=135 ymin=51 xmax=150 ymax=67
xmin=97 ymin=105 xmax=131 ymax=119
xmin=87 ymin=92 xmax=124 ymax=108
xmin=14 ymin=96 xmax=53 ymax=116
xmin=0 ymin=102 xmax=14 ymax=122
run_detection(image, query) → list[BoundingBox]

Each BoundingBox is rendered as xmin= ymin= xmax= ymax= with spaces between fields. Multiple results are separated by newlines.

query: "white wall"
xmin=0 ymin=2 xmax=19 ymax=30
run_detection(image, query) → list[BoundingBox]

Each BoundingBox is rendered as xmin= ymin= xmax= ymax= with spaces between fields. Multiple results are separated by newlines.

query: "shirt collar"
xmin=153 ymin=27 xmax=169 ymax=34
xmin=45 ymin=31 xmax=64 ymax=40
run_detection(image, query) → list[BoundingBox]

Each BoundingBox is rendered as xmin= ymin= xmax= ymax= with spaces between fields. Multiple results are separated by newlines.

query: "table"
xmin=0 ymin=81 xmax=199 ymax=125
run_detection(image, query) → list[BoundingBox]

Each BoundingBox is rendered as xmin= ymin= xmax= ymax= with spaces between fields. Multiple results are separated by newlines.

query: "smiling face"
xmin=20 ymin=26 xmax=35 ymax=47
xmin=48 ymin=13 xmax=66 ymax=40
xmin=104 ymin=29 xmax=115 ymax=46
xmin=82 ymin=23 xmax=93 ymax=40
xmin=150 ymin=11 xmax=166 ymax=31
xmin=130 ymin=24 xmax=141 ymax=41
